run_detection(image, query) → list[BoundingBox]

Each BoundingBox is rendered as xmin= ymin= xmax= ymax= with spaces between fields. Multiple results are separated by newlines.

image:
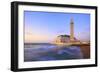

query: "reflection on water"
xmin=24 ymin=44 xmax=83 ymax=62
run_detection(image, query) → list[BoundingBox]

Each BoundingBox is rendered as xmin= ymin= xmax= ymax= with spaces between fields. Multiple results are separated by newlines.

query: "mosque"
xmin=54 ymin=18 xmax=81 ymax=45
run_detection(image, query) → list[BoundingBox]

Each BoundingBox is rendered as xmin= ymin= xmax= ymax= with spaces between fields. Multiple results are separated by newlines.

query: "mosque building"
xmin=54 ymin=18 xmax=81 ymax=45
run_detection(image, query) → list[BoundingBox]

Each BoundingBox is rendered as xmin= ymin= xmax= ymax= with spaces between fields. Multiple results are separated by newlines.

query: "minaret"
xmin=70 ymin=18 xmax=74 ymax=42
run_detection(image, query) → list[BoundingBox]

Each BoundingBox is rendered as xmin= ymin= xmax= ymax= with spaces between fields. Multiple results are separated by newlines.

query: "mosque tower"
xmin=70 ymin=18 xmax=74 ymax=42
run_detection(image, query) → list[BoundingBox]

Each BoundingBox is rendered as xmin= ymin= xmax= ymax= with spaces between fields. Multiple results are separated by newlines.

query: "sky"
xmin=24 ymin=11 xmax=90 ymax=43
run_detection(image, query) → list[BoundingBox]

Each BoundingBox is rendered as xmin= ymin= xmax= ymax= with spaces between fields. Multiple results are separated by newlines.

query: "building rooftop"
xmin=58 ymin=35 xmax=70 ymax=37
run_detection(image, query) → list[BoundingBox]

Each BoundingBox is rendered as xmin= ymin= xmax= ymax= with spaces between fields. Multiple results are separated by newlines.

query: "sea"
xmin=24 ymin=43 xmax=83 ymax=62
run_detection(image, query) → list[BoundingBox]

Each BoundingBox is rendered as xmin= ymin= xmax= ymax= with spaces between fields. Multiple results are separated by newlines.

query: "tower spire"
xmin=70 ymin=17 xmax=74 ymax=42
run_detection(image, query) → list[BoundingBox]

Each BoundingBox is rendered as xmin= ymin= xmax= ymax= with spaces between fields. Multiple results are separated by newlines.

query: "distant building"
xmin=54 ymin=18 xmax=81 ymax=44
xmin=55 ymin=35 xmax=77 ymax=43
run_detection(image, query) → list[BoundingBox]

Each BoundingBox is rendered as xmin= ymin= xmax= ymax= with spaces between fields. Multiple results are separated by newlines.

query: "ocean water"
xmin=24 ymin=44 xmax=83 ymax=62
